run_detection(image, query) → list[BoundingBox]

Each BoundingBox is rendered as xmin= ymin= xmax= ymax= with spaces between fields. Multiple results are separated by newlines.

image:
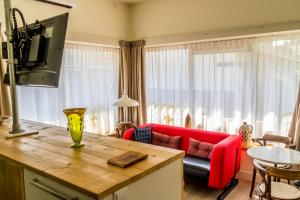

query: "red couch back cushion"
xmin=139 ymin=124 xmax=229 ymax=152
xmin=187 ymin=138 xmax=215 ymax=159
xmin=152 ymin=132 xmax=182 ymax=149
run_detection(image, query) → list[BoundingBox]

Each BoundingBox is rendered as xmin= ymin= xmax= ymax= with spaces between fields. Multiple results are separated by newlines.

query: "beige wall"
xmin=0 ymin=0 xmax=130 ymax=45
xmin=129 ymin=0 xmax=300 ymax=44
xmin=1 ymin=0 xmax=300 ymax=45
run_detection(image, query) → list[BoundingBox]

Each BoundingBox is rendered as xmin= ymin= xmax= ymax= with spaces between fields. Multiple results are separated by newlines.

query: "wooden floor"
xmin=184 ymin=179 xmax=258 ymax=200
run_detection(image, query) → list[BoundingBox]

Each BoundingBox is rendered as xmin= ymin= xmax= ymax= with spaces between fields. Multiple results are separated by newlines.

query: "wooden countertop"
xmin=0 ymin=120 xmax=184 ymax=199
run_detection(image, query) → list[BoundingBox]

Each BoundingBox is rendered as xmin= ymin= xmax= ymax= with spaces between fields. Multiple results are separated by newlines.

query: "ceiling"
xmin=118 ymin=0 xmax=150 ymax=5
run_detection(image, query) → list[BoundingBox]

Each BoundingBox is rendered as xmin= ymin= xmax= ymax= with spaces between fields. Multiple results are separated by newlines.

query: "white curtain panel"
xmin=145 ymin=34 xmax=300 ymax=137
xmin=17 ymin=43 xmax=119 ymax=135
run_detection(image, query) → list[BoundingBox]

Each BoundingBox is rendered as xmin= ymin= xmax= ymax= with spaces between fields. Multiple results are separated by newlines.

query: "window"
xmin=146 ymin=47 xmax=189 ymax=125
xmin=145 ymin=34 xmax=300 ymax=137
xmin=17 ymin=42 xmax=119 ymax=134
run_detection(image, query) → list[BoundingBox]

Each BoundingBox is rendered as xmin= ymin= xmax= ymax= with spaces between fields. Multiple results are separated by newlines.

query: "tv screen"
xmin=3 ymin=13 xmax=69 ymax=87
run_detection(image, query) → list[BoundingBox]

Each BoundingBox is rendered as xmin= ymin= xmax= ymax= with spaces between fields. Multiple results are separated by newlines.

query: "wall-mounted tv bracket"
xmin=3 ymin=0 xmax=38 ymax=138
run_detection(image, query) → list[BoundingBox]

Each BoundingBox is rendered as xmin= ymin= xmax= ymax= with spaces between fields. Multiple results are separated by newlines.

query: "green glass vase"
xmin=63 ymin=108 xmax=86 ymax=148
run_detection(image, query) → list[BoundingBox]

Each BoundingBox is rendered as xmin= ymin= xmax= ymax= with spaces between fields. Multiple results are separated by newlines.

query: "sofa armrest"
xmin=123 ymin=128 xmax=134 ymax=140
xmin=209 ymin=135 xmax=241 ymax=189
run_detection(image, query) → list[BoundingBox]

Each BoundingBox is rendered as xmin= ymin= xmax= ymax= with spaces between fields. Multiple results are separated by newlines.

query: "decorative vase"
xmin=63 ymin=108 xmax=86 ymax=148
xmin=239 ymin=122 xmax=253 ymax=148
xmin=185 ymin=114 xmax=191 ymax=128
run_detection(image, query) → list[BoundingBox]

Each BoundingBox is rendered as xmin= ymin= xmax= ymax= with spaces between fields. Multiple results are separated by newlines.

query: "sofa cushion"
xmin=134 ymin=127 xmax=152 ymax=144
xmin=183 ymin=156 xmax=210 ymax=179
xmin=187 ymin=138 xmax=215 ymax=159
xmin=152 ymin=132 xmax=182 ymax=149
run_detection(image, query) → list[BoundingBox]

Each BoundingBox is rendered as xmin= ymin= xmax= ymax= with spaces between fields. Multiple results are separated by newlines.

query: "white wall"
xmin=0 ymin=0 xmax=131 ymax=45
xmin=129 ymin=0 xmax=300 ymax=44
xmin=1 ymin=0 xmax=300 ymax=45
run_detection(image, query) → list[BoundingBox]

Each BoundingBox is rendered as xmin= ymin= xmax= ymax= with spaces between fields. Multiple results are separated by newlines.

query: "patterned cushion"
xmin=152 ymin=132 xmax=182 ymax=149
xmin=187 ymin=138 xmax=215 ymax=159
xmin=134 ymin=127 xmax=152 ymax=144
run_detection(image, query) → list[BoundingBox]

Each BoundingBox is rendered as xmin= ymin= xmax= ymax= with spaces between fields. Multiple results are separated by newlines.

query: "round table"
xmin=247 ymin=146 xmax=300 ymax=165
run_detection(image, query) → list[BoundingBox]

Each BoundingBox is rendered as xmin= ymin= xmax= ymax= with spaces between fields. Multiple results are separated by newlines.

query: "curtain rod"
xmin=145 ymin=29 xmax=300 ymax=48
xmin=65 ymin=40 xmax=120 ymax=49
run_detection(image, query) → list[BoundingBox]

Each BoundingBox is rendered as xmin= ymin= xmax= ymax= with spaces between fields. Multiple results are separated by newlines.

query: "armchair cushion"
xmin=152 ymin=132 xmax=182 ymax=149
xmin=187 ymin=138 xmax=214 ymax=159
xmin=134 ymin=127 xmax=152 ymax=144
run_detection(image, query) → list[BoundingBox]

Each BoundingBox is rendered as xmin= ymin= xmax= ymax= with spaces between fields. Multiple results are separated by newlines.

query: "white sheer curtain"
xmin=17 ymin=42 xmax=119 ymax=135
xmin=145 ymin=33 xmax=300 ymax=137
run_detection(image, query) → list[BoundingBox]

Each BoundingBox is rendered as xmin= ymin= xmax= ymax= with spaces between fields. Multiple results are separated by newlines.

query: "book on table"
xmin=108 ymin=151 xmax=148 ymax=168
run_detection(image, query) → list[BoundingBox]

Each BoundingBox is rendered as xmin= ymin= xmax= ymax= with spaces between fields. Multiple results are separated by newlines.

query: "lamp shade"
xmin=113 ymin=94 xmax=139 ymax=107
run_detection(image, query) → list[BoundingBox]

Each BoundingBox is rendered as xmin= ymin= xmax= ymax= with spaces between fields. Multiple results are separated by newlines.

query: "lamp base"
xmin=5 ymin=130 xmax=39 ymax=139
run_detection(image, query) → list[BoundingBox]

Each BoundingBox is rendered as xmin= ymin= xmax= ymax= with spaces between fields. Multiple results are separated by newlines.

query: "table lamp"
xmin=114 ymin=93 xmax=139 ymax=123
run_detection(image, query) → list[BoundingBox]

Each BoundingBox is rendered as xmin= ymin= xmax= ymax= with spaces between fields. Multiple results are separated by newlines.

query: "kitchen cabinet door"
xmin=0 ymin=159 xmax=25 ymax=200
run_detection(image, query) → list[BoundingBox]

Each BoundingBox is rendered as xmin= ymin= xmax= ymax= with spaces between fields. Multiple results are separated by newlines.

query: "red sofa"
xmin=123 ymin=123 xmax=241 ymax=189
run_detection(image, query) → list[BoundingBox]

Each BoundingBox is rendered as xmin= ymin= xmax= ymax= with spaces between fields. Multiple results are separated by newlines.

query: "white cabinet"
xmin=24 ymin=169 xmax=95 ymax=200
xmin=24 ymin=169 xmax=128 ymax=200
xmin=102 ymin=188 xmax=127 ymax=200
xmin=24 ymin=158 xmax=182 ymax=200
xmin=103 ymin=158 xmax=182 ymax=200
xmin=124 ymin=158 xmax=182 ymax=200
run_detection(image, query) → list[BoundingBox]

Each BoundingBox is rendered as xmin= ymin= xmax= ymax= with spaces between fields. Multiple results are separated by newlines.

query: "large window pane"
xmin=145 ymin=34 xmax=300 ymax=137
xmin=17 ymin=43 xmax=119 ymax=135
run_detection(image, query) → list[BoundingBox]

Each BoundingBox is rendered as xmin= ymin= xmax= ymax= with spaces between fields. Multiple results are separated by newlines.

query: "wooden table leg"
xmin=249 ymin=168 xmax=256 ymax=197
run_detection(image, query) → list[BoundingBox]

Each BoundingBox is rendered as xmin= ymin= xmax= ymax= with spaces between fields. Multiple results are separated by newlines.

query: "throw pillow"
xmin=134 ymin=127 xmax=152 ymax=144
xmin=187 ymin=138 xmax=215 ymax=159
xmin=152 ymin=132 xmax=182 ymax=149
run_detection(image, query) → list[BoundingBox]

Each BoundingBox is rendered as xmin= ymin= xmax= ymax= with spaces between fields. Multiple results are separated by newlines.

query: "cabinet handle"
xmin=30 ymin=178 xmax=79 ymax=200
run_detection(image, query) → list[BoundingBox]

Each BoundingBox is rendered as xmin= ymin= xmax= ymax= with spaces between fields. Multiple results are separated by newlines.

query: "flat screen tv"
xmin=2 ymin=12 xmax=69 ymax=87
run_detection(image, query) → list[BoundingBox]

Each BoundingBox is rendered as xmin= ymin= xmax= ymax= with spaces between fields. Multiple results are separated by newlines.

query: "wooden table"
xmin=0 ymin=120 xmax=184 ymax=200
xmin=247 ymin=146 xmax=300 ymax=165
